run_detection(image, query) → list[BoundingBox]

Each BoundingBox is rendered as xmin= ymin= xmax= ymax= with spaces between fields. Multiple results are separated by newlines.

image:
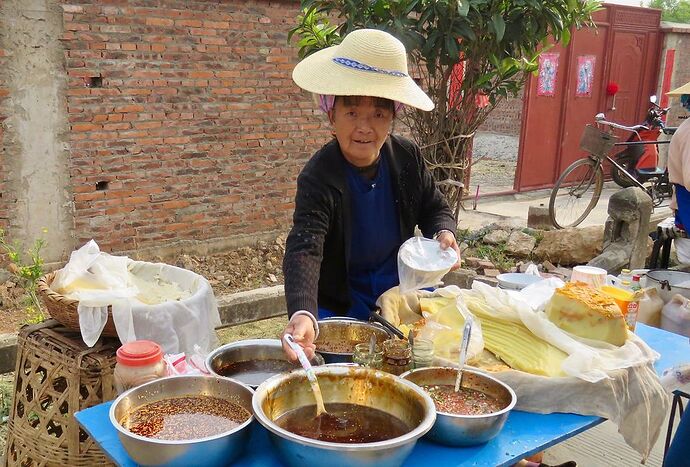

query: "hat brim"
xmin=667 ymin=81 xmax=690 ymax=96
xmin=292 ymin=45 xmax=434 ymax=111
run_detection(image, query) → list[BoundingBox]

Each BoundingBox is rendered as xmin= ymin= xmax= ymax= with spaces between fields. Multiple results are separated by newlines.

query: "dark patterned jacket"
xmin=283 ymin=134 xmax=457 ymax=317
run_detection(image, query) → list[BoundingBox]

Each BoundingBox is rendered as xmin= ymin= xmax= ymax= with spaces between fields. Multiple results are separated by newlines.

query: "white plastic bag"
xmin=675 ymin=238 xmax=690 ymax=264
xmin=397 ymin=236 xmax=457 ymax=293
xmin=661 ymin=294 xmax=690 ymax=337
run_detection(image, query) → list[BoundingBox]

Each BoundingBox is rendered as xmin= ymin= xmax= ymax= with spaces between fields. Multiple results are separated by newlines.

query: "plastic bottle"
xmin=114 ymin=340 xmax=167 ymax=394
xmin=637 ymin=288 xmax=663 ymax=328
xmin=617 ymin=269 xmax=632 ymax=285
xmin=620 ymin=280 xmax=632 ymax=291
xmin=631 ymin=275 xmax=642 ymax=292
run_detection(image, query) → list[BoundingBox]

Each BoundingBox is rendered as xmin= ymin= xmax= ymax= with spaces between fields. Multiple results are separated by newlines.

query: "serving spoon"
xmin=283 ymin=334 xmax=327 ymax=417
xmin=454 ymin=321 xmax=473 ymax=392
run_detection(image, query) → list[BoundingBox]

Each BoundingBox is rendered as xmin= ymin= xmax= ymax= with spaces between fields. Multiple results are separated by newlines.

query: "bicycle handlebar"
xmin=595 ymin=118 xmax=648 ymax=133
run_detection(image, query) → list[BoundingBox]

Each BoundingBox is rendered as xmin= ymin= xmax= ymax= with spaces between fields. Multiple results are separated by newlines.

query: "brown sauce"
xmin=120 ymin=396 xmax=250 ymax=440
xmin=217 ymin=359 xmax=296 ymax=386
xmin=422 ymin=385 xmax=504 ymax=416
xmin=316 ymin=341 xmax=356 ymax=354
xmin=275 ymin=402 xmax=411 ymax=443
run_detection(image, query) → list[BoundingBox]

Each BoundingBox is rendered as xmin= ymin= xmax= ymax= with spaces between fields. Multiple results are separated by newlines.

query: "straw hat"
xmin=667 ymin=81 xmax=690 ymax=96
xmin=292 ymin=29 xmax=434 ymax=111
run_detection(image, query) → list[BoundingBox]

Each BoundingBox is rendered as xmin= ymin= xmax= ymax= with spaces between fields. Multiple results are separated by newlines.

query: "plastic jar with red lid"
xmin=114 ymin=340 xmax=167 ymax=394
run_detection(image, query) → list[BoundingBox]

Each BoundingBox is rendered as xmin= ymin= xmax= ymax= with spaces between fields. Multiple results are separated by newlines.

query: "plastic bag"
xmin=676 ymin=237 xmax=690 ymax=264
xmin=416 ymin=287 xmax=484 ymax=363
xmin=661 ymin=294 xmax=690 ymax=338
xmin=397 ymin=236 xmax=457 ymax=293
xmin=465 ymin=281 xmax=657 ymax=383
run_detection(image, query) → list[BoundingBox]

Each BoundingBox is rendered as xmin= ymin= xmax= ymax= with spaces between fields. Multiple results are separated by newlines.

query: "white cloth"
xmin=666 ymin=117 xmax=690 ymax=210
xmin=52 ymin=241 xmax=221 ymax=353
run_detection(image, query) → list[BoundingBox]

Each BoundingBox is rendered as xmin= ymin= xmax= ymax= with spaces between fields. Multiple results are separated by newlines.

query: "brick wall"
xmin=61 ymin=1 xmax=331 ymax=253
xmin=477 ymin=92 xmax=524 ymax=136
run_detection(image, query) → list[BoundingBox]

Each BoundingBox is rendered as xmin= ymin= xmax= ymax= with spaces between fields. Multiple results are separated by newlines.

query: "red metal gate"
xmin=514 ymin=4 xmax=662 ymax=192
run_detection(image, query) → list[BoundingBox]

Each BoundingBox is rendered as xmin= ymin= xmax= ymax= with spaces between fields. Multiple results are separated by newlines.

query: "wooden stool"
xmin=5 ymin=320 xmax=119 ymax=466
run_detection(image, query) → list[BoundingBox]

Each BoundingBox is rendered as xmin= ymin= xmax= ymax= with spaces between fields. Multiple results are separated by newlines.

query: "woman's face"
xmin=329 ymin=96 xmax=394 ymax=167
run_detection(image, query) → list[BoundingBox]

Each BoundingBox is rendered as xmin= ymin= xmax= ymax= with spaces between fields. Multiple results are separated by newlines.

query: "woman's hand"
xmin=437 ymin=231 xmax=462 ymax=271
xmin=281 ymin=314 xmax=317 ymax=363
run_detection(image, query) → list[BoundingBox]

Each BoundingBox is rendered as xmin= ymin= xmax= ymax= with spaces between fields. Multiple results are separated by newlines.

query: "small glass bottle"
xmin=412 ymin=338 xmax=435 ymax=369
xmin=382 ymin=339 xmax=412 ymax=376
xmin=352 ymin=343 xmax=383 ymax=369
xmin=114 ymin=340 xmax=166 ymax=394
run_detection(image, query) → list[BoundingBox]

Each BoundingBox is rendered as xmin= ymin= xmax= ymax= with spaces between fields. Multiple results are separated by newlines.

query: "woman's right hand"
xmin=281 ymin=314 xmax=317 ymax=363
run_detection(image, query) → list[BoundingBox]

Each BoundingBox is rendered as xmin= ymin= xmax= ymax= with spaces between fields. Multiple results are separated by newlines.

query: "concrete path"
xmin=459 ymin=184 xmax=673 ymax=231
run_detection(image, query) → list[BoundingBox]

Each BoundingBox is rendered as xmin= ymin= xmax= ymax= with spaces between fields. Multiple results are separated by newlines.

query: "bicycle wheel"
xmin=549 ymin=157 xmax=604 ymax=229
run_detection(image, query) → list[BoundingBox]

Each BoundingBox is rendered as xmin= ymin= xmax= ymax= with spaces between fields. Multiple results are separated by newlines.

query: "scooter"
xmin=606 ymin=95 xmax=675 ymax=188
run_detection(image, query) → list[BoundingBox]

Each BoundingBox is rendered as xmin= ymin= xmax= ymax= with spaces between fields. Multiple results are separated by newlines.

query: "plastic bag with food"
xmin=397 ymin=236 xmax=457 ymax=293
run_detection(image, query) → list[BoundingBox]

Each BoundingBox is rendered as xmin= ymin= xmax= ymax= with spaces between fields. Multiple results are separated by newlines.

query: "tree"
xmin=289 ymin=0 xmax=599 ymax=212
xmin=648 ymin=0 xmax=690 ymax=23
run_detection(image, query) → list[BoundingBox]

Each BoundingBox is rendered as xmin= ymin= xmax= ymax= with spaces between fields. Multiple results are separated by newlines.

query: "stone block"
xmin=474 ymin=275 xmax=499 ymax=287
xmin=483 ymin=229 xmax=509 ymax=245
xmin=483 ymin=268 xmax=500 ymax=278
xmin=477 ymin=260 xmax=496 ymax=271
xmin=463 ymin=257 xmax=482 ymax=268
xmin=442 ymin=269 xmax=477 ymax=289
xmin=506 ymin=230 xmax=536 ymax=257
xmin=528 ymin=204 xmax=553 ymax=230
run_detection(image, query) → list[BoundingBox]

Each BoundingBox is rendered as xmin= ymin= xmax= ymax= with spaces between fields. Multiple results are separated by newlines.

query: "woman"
xmin=666 ymin=81 xmax=690 ymax=263
xmin=280 ymin=29 xmax=461 ymax=361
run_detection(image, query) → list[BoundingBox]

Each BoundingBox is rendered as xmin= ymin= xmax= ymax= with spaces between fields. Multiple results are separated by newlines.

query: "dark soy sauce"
xmin=275 ymin=403 xmax=411 ymax=443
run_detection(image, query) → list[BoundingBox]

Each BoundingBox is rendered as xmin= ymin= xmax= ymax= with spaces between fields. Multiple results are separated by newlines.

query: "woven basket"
xmin=5 ymin=320 xmax=118 ymax=466
xmin=37 ymin=271 xmax=119 ymax=337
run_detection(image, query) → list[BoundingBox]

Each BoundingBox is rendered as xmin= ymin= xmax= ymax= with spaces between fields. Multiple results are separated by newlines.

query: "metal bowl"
xmin=206 ymin=339 xmax=325 ymax=388
xmin=400 ymin=367 xmax=516 ymax=446
xmin=252 ymin=365 xmax=436 ymax=467
xmin=110 ymin=375 xmax=254 ymax=467
xmin=315 ymin=318 xmax=391 ymax=363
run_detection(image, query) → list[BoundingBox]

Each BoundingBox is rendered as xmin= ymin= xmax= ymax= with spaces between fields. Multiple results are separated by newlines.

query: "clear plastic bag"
xmin=661 ymin=294 xmax=690 ymax=337
xmin=397 ymin=236 xmax=457 ymax=293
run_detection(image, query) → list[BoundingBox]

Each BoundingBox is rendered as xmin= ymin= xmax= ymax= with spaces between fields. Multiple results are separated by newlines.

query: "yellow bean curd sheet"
xmin=377 ymin=283 xmax=668 ymax=460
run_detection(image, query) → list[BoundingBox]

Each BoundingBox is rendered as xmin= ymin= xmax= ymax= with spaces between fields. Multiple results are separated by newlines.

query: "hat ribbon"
xmin=332 ymin=57 xmax=407 ymax=78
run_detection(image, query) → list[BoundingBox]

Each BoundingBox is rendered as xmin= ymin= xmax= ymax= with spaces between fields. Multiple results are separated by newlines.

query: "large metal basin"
xmin=110 ymin=375 xmax=254 ymax=467
xmin=314 ymin=318 xmax=391 ymax=363
xmin=645 ymin=269 xmax=690 ymax=303
xmin=401 ymin=367 xmax=516 ymax=446
xmin=206 ymin=339 xmax=324 ymax=388
xmin=252 ymin=365 xmax=435 ymax=467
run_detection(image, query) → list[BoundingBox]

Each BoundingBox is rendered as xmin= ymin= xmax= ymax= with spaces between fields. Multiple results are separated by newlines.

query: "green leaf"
xmin=457 ymin=0 xmax=470 ymax=17
xmin=491 ymin=14 xmax=506 ymax=42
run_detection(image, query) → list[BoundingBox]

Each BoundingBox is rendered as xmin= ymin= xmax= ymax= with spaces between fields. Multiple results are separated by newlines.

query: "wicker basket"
xmin=5 ymin=320 xmax=118 ymax=466
xmin=37 ymin=271 xmax=119 ymax=337
xmin=579 ymin=124 xmax=619 ymax=158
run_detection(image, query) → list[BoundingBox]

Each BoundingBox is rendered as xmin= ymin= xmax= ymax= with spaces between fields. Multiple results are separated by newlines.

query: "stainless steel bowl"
xmin=315 ymin=318 xmax=391 ymax=363
xmin=400 ymin=367 xmax=516 ymax=446
xmin=253 ymin=365 xmax=436 ymax=467
xmin=110 ymin=375 xmax=254 ymax=467
xmin=206 ymin=339 xmax=325 ymax=388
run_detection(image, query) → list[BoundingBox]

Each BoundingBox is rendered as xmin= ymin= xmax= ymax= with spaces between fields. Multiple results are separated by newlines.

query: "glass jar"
xmin=381 ymin=339 xmax=412 ymax=376
xmin=412 ymin=338 xmax=435 ymax=369
xmin=114 ymin=340 xmax=166 ymax=394
xmin=352 ymin=343 xmax=383 ymax=369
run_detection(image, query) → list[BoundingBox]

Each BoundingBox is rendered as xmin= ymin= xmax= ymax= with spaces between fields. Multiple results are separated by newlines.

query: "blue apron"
xmin=319 ymin=155 xmax=401 ymax=320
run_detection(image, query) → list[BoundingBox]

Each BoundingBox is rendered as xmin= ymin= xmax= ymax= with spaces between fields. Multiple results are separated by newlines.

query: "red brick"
xmin=145 ymin=17 xmax=174 ymax=27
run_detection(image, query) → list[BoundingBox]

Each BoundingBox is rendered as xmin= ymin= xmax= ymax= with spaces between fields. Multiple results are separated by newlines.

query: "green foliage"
xmin=648 ymin=0 xmax=690 ymax=23
xmin=472 ymin=242 xmax=515 ymax=272
xmin=0 ymin=228 xmax=47 ymax=324
xmin=289 ymin=0 xmax=599 ymax=212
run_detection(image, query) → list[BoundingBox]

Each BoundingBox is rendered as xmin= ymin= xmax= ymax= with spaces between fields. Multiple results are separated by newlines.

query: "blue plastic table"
xmin=75 ymin=323 xmax=689 ymax=467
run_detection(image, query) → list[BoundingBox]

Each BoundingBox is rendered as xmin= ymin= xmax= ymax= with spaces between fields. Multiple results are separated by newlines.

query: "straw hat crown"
xmin=292 ymin=28 xmax=434 ymax=111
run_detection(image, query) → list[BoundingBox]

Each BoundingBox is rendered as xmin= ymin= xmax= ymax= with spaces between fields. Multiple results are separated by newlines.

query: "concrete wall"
xmin=0 ymin=0 xmax=74 ymax=262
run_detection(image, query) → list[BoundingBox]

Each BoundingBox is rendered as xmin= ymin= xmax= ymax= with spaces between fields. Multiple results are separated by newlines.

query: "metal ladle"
xmin=454 ymin=321 xmax=473 ymax=392
xmin=283 ymin=334 xmax=327 ymax=416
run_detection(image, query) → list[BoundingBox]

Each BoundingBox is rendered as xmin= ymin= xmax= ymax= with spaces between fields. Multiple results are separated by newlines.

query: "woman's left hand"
xmin=437 ymin=231 xmax=462 ymax=271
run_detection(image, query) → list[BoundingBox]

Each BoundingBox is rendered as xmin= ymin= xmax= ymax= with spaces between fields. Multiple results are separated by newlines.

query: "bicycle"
xmin=548 ymin=119 xmax=675 ymax=229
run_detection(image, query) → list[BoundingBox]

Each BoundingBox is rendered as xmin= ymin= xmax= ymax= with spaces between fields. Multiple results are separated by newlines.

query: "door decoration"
xmin=576 ymin=55 xmax=596 ymax=97
xmin=537 ymin=53 xmax=559 ymax=96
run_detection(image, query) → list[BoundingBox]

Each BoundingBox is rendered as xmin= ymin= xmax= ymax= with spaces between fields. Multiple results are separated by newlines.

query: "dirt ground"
xmin=0 ymin=235 xmax=287 ymax=335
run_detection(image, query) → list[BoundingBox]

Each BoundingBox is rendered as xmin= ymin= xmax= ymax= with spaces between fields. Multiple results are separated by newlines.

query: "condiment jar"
xmin=412 ymin=338 xmax=434 ymax=369
xmin=352 ymin=343 xmax=383 ymax=369
xmin=381 ymin=339 xmax=412 ymax=376
xmin=114 ymin=340 xmax=166 ymax=394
